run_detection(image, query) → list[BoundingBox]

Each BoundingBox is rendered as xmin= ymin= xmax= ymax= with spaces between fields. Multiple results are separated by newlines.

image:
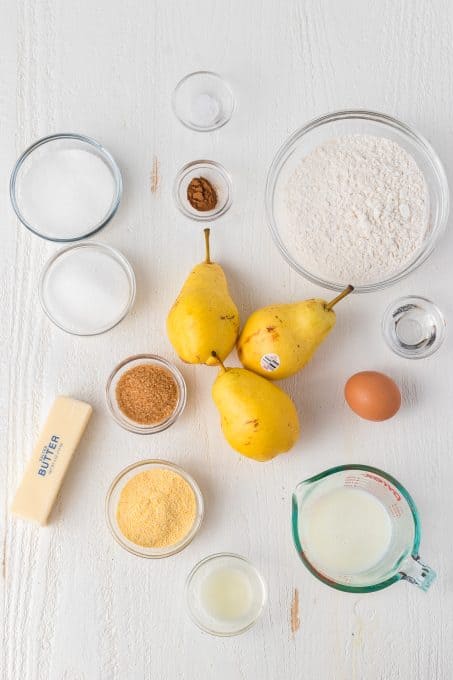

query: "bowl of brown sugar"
xmin=106 ymin=354 xmax=187 ymax=434
xmin=106 ymin=459 xmax=204 ymax=558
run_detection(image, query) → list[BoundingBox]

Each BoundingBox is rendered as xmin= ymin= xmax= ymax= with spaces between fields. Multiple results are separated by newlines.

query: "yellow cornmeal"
xmin=116 ymin=469 xmax=196 ymax=548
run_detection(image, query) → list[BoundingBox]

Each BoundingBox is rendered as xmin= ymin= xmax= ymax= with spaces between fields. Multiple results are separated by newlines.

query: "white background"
xmin=2 ymin=1 xmax=453 ymax=678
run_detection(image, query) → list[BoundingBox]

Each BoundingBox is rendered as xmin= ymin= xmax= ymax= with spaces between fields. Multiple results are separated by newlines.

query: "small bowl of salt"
xmin=10 ymin=133 xmax=122 ymax=242
xmin=172 ymin=71 xmax=235 ymax=132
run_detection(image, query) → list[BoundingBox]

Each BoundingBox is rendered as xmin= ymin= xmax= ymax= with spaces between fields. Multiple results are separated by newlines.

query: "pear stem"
xmin=325 ymin=284 xmax=354 ymax=311
xmin=211 ymin=350 xmax=225 ymax=369
xmin=204 ymin=228 xmax=211 ymax=264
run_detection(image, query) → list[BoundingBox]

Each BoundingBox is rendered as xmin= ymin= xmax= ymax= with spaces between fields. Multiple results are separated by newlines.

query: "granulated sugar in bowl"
xmin=266 ymin=110 xmax=449 ymax=293
xmin=10 ymin=133 xmax=122 ymax=242
xmin=39 ymin=242 xmax=136 ymax=335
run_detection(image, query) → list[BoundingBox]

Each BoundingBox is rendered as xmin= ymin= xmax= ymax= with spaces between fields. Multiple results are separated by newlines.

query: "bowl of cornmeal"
xmin=106 ymin=460 xmax=204 ymax=558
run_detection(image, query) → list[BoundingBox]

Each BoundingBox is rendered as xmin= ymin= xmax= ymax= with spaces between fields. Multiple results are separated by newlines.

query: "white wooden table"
xmin=2 ymin=1 xmax=453 ymax=678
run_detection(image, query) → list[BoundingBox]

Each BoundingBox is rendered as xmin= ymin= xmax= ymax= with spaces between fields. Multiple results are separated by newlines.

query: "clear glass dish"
xmin=266 ymin=110 xmax=449 ymax=293
xmin=10 ymin=133 xmax=122 ymax=242
xmin=105 ymin=354 xmax=187 ymax=434
xmin=186 ymin=553 xmax=267 ymax=636
xmin=172 ymin=71 xmax=235 ymax=132
xmin=106 ymin=460 xmax=204 ymax=559
xmin=173 ymin=160 xmax=232 ymax=221
xmin=382 ymin=295 xmax=446 ymax=359
xmin=39 ymin=242 xmax=136 ymax=336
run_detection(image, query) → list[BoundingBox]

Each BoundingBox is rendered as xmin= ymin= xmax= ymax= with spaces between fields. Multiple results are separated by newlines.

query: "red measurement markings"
xmin=363 ymin=473 xmax=401 ymax=501
xmin=389 ymin=503 xmax=403 ymax=518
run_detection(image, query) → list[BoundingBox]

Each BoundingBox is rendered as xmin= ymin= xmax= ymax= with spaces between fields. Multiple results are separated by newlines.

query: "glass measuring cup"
xmin=292 ymin=465 xmax=436 ymax=593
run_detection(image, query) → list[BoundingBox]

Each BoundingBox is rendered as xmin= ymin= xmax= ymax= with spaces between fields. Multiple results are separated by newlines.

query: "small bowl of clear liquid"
xmin=382 ymin=295 xmax=446 ymax=359
xmin=186 ymin=553 xmax=267 ymax=636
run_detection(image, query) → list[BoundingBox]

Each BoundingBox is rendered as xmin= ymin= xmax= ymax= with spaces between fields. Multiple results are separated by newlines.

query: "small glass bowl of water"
xmin=382 ymin=295 xmax=446 ymax=359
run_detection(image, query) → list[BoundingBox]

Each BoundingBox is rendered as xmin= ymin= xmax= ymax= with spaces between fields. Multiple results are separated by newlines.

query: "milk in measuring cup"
xmin=302 ymin=487 xmax=392 ymax=574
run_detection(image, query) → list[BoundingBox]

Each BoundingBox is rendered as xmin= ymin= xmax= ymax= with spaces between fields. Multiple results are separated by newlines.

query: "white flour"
xmin=284 ymin=135 xmax=429 ymax=285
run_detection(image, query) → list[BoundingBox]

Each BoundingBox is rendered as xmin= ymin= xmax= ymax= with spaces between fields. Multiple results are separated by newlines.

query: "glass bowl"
xmin=39 ymin=242 xmax=136 ymax=336
xmin=173 ymin=160 xmax=232 ymax=221
xmin=106 ymin=460 xmax=204 ymax=558
xmin=10 ymin=133 xmax=122 ymax=242
xmin=186 ymin=553 xmax=267 ymax=636
xmin=266 ymin=110 xmax=449 ymax=293
xmin=382 ymin=295 xmax=446 ymax=359
xmin=172 ymin=71 xmax=235 ymax=132
xmin=105 ymin=354 xmax=187 ymax=434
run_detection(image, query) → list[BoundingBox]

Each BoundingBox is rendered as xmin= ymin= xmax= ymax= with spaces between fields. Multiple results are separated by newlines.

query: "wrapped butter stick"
xmin=11 ymin=396 xmax=92 ymax=525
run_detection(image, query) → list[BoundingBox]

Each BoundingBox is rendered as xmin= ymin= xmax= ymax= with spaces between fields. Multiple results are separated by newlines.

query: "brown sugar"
xmin=116 ymin=468 xmax=196 ymax=547
xmin=115 ymin=363 xmax=179 ymax=425
xmin=187 ymin=176 xmax=218 ymax=211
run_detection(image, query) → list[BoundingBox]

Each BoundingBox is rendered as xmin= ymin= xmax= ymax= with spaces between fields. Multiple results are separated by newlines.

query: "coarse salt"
xmin=191 ymin=92 xmax=220 ymax=126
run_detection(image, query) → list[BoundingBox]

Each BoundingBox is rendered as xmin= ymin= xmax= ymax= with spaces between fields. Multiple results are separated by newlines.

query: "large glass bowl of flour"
xmin=266 ymin=110 xmax=449 ymax=293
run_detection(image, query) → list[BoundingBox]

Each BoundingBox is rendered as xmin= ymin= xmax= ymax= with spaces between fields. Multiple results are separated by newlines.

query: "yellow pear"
xmin=167 ymin=229 xmax=240 ymax=365
xmin=211 ymin=352 xmax=300 ymax=462
xmin=237 ymin=286 xmax=353 ymax=380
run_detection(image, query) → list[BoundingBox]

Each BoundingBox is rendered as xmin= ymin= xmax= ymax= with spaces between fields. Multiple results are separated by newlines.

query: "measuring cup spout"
xmin=293 ymin=479 xmax=313 ymax=502
xmin=400 ymin=555 xmax=436 ymax=592
xmin=292 ymin=481 xmax=311 ymax=514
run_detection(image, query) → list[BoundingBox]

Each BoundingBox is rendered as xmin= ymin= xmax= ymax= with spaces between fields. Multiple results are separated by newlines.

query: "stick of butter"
xmin=11 ymin=396 xmax=93 ymax=525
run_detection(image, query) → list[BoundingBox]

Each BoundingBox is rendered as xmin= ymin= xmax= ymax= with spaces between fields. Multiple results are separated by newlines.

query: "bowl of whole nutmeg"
xmin=173 ymin=159 xmax=232 ymax=221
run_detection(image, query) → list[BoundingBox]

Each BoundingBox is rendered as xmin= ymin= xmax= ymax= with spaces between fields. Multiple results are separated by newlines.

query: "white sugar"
xmin=18 ymin=147 xmax=116 ymax=240
xmin=42 ymin=247 xmax=131 ymax=334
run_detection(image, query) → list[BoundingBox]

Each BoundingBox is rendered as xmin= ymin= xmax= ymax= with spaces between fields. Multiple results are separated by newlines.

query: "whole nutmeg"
xmin=187 ymin=177 xmax=218 ymax=211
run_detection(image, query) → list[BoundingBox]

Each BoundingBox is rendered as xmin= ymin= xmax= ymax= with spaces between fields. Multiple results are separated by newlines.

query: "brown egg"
xmin=345 ymin=371 xmax=401 ymax=421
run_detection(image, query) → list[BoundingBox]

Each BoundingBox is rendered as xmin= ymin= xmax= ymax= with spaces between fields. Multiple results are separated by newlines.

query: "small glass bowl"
xmin=39 ymin=242 xmax=136 ymax=336
xmin=172 ymin=71 xmax=235 ymax=132
xmin=105 ymin=354 xmax=187 ymax=434
xmin=382 ymin=296 xmax=446 ymax=359
xmin=186 ymin=553 xmax=267 ymax=636
xmin=173 ymin=160 xmax=232 ymax=221
xmin=106 ymin=460 xmax=204 ymax=559
xmin=10 ymin=133 xmax=122 ymax=242
xmin=266 ymin=110 xmax=449 ymax=293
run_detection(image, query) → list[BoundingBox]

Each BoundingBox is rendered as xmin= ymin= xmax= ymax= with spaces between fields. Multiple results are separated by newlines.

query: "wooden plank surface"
xmin=2 ymin=1 xmax=453 ymax=678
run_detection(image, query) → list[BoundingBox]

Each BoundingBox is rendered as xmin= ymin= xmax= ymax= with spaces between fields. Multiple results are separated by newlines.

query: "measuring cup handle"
xmin=400 ymin=555 xmax=436 ymax=591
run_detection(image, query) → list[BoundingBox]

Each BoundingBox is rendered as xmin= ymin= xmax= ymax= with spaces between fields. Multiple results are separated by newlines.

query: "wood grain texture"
xmin=2 ymin=0 xmax=453 ymax=678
